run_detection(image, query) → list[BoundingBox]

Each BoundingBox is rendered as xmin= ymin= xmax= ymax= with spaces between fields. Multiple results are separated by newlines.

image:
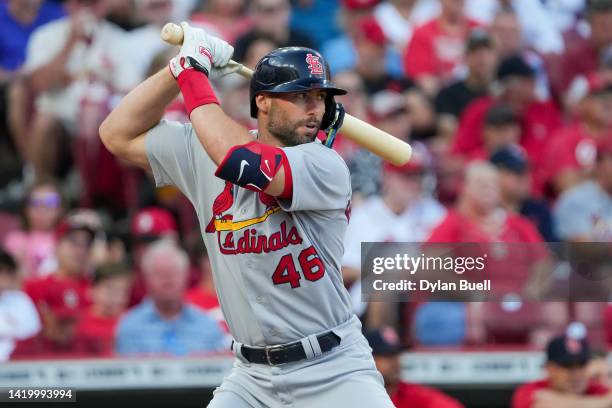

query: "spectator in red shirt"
xmin=403 ymin=0 xmax=482 ymax=95
xmin=426 ymin=161 xmax=564 ymax=346
xmin=364 ymin=327 xmax=464 ymax=408
xmin=74 ymin=263 xmax=132 ymax=355
xmin=453 ymin=55 xmax=562 ymax=177
xmin=552 ymin=0 xmax=612 ymax=98
xmin=512 ymin=332 xmax=612 ymax=408
xmin=539 ymin=72 xmax=612 ymax=197
xmin=128 ymin=207 xmax=179 ymax=306
xmin=16 ymin=212 xmax=98 ymax=356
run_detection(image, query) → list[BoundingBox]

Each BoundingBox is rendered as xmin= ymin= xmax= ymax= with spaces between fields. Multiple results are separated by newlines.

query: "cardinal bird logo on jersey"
xmin=205 ymin=183 xmax=282 ymax=235
xmin=206 ymin=181 xmax=234 ymax=233
xmin=306 ymin=53 xmax=324 ymax=75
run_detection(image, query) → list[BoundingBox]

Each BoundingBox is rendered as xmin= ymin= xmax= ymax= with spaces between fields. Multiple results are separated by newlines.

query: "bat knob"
xmin=161 ymin=23 xmax=184 ymax=46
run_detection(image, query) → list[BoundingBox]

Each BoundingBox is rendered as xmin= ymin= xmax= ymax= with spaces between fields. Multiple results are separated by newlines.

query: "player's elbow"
xmin=99 ymin=117 xmax=124 ymax=156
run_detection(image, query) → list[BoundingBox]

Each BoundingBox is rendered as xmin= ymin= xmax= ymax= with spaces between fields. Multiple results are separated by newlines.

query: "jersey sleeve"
xmin=145 ymin=120 xmax=213 ymax=203
xmin=277 ymin=143 xmax=351 ymax=212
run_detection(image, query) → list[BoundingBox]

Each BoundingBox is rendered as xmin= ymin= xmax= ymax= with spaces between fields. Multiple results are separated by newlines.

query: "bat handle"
xmin=160 ymin=23 xmax=254 ymax=79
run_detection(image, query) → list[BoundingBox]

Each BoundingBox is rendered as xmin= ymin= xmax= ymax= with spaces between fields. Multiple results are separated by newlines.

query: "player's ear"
xmin=255 ymin=94 xmax=271 ymax=115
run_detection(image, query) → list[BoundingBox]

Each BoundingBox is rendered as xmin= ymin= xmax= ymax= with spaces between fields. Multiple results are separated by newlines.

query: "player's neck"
xmin=257 ymin=121 xmax=285 ymax=147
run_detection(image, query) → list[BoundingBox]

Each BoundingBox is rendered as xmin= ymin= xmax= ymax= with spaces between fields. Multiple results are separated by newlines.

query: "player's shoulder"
xmin=285 ymin=141 xmax=349 ymax=173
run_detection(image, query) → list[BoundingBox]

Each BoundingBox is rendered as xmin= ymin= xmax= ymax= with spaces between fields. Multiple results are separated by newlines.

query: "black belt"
xmin=235 ymin=332 xmax=341 ymax=366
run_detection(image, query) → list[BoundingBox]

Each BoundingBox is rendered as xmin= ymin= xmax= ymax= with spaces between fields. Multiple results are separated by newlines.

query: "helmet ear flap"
xmin=321 ymin=94 xmax=336 ymax=130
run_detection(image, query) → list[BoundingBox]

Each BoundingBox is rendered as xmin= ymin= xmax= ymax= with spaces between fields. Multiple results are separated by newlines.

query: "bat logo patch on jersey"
xmin=306 ymin=53 xmax=324 ymax=75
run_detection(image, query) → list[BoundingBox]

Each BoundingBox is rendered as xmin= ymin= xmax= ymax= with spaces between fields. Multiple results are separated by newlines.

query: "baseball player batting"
xmin=100 ymin=22 xmax=394 ymax=408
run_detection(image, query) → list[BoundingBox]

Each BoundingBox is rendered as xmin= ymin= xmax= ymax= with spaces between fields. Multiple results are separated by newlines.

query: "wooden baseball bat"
xmin=161 ymin=23 xmax=412 ymax=166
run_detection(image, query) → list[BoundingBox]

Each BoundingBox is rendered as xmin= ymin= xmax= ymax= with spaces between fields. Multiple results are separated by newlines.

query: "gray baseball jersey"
xmin=145 ymin=120 xmax=354 ymax=347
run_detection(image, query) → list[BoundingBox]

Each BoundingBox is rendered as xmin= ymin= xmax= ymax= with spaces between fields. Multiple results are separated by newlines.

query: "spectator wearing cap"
xmin=4 ymin=179 xmax=65 ymax=279
xmin=74 ymin=263 xmax=132 ymax=355
xmin=0 ymin=249 xmax=40 ymax=361
xmin=554 ymin=139 xmax=612 ymax=242
xmin=322 ymin=0 xmax=403 ymax=80
xmin=232 ymin=0 xmax=314 ymax=63
xmin=354 ymin=16 xmax=413 ymax=95
xmin=129 ymin=206 xmax=178 ymax=305
xmin=553 ymin=0 xmax=612 ymax=97
xmin=403 ymin=0 xmax=483 ymax=96
xmin=17 ymin=212 xmax=98 ymax=355
xmin=539 ymin=73 xmax=612 ymax=197
xmin=453 ymin=54 xmax=562 ymax=175
xmin=512 ymin=333 xmax=612 ymax=408
xmin=426 ymin=162 xmax=561 ymax=346
xmin=363 ymin=328 xmax=464 ymax=408
xmin=435 ymin=29 xmax=497 ymax=139
xmin=343 ymin=145 xmax=445 ymax=324
xmin=115 ymin=241 xmax=226 ymax=356
xmin=490 ymin=146 xmax=557 ymax=242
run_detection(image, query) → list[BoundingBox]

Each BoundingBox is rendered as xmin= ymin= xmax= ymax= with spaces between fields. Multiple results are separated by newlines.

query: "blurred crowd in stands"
xmin=0 ymin=0 xmax=611 ymax=377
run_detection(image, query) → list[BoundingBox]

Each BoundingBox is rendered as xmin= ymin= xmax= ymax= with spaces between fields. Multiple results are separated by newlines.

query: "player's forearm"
xmin=100 ymin=68 xmax=178 ymax=152
xmin=190 ymin=104 xmax=253 ymax=165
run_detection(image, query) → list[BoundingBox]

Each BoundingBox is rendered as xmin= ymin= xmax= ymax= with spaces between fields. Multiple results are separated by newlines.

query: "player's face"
xmin=267 ymin=90 xmax=327 ymax=146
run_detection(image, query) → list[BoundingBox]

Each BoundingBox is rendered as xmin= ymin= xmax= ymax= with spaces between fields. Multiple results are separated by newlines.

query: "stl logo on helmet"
xmin=306 ymin=53 xmax=324 ymax=75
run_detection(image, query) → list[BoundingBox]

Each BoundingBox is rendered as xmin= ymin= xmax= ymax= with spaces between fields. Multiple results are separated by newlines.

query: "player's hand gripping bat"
xmin=161 ymin=23 xmax=413 ymax=166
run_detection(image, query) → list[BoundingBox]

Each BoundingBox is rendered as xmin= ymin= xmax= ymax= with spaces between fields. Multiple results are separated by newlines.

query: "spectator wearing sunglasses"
xmin=3 ymin=179 xmax=65 ymax=279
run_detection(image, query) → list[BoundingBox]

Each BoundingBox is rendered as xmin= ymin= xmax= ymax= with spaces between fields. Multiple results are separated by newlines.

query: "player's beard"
xmin=267 ymin=101 xmax=321 ymax=147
